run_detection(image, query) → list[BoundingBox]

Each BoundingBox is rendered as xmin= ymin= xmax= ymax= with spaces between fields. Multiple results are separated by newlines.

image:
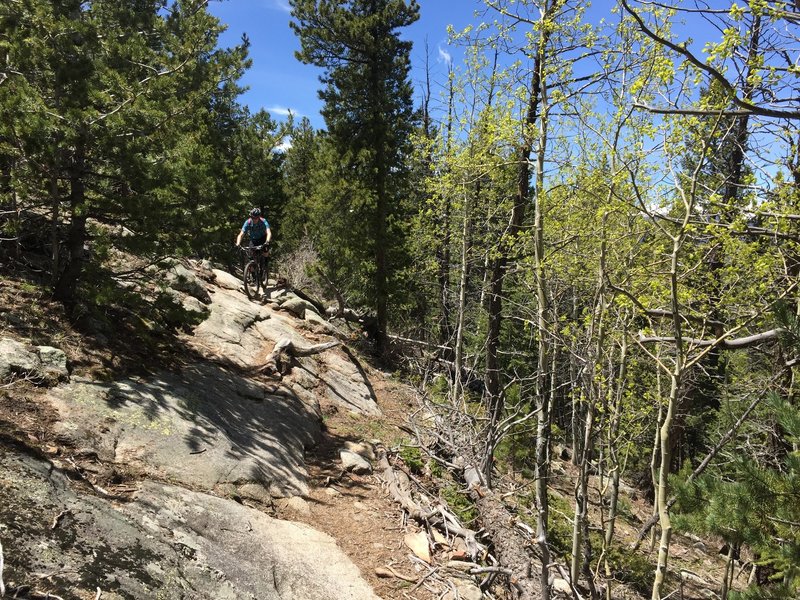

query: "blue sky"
xmin=208 ymin=0 xmax=476 ymax=130
xmin=207 ymin=1 xmax=742 ymax=135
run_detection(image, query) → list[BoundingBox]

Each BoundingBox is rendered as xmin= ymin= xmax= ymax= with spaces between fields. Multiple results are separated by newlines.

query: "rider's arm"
xmin=237 ymin=219 xmax=250 ymax=246
xmin=266 ymin=226 xmax=272 ymax=244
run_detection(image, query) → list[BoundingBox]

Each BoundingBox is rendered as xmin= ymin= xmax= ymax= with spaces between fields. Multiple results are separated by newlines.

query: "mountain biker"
xmin=236 ymin=207 xmax=271 ymax=254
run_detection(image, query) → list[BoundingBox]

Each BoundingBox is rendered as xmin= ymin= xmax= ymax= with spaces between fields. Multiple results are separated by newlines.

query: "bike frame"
xmin=241 ymin=244 xmax=270 ymax=300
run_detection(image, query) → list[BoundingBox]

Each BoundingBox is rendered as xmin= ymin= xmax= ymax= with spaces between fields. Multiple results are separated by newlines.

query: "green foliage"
xmin=673 ymin=392 xmax=800 ymax=597
xmin=281 ymin=117 xmax=320 ymax=253
xmin=545 ymin=491 xmax=573 ymax=556
xmin=604 ymin=544 xmax=656 ymax=597
xmin=440 ymin=483 xmax=477 ymax=526
xmin=399 ymin=445 xmax=424 ymax=474
xmin=427 ymin=375 xmax=449 ymax=404
xmin=730 ymin=584 xmax=800 ymax=600
xmin=289 ymin=0 xmax=420 ymax=347
xmin=0 ymin=0 xmax=278 ymax=303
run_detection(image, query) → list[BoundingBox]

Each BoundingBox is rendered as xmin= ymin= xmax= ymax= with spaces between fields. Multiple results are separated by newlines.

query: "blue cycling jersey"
xmin=242 ymin=216 xmax=269 ymax=241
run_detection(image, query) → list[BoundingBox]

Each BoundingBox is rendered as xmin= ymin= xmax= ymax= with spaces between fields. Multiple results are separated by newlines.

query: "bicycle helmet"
xmin=250 ymin=207 xmax=261 ymax=218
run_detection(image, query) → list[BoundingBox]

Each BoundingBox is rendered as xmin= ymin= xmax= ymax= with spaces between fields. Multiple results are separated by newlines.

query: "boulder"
xmin=191 ymin=287 xmax=272 ymax=369
xmin=0 ymin=337 xmax=41 ymax=381
xmin=553 ymin=444 xmax=572 ymax=461
xmin=36 ymin=345 xmax=69 ymax=381
xmin=211 ymin=268 xmax=242 ymax=291
xmin=278 ymin=296 xmax=311 ymax=318
xmin=552 ymin=577 xmax=573 ymax=595
xmin=319 ymin=351 xmax=381 ymax=416
xmin=167 ymin=263 xmax=211 ymax=304
xmin=304 ymin=309 xmax=338 ymax=334
xmin=0 ymin=450 xmax=380 ymax=600
xmin=340 ymin=449 xmax=372 ymax=474
xmin=344 ymin=440 xmax=376 ymax=462
xmin=182 ymin=295 xmax=209 ymax=315
xmin=443 ymin=580 xmax=482 ymax=600
xmin=47 ymin=362 xmax=321 ymax=498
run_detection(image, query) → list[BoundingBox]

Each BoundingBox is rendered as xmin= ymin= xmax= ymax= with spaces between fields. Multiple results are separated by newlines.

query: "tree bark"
xmin=482 ymin=5 xmax=547 ymax=488
xmin=475 ymin=494 xmax=541 ymax=600
xmin=53 ymin=134 xmax=87 ymax=305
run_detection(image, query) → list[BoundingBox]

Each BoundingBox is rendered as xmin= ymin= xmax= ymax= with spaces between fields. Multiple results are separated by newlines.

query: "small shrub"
xmin=546 ymin=491 xmax=574 ymax=556
xmin=280 ymin=237 xmax=322 ymax=293
xmin=440 ymin=484 xmax=477 ymax=526
xmin=605 ymin=544 xmax=654 ymax=596
xmin=615 ymin=496 xmax=635 ymax=522
xmin=516 ymin=490 xmax=573 ymax=557
xmin=428 ymin=374 xmax=449 ymax=404
xmin=399 ymin=445 xmax=424 ymax=474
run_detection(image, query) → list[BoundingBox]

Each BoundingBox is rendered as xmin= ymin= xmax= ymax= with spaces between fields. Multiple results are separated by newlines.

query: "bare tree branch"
xmin=636 ymin=328 xmax=783 ymax=349
xmin=620 ymin=0 xmax=800 ymax=119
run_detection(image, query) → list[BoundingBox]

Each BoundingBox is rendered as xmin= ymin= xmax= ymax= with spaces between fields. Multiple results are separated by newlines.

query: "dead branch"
xmin=377 ymin=451 xmax=483 ymax=559
xmin=554 ymin=562 xmax=587 ymax=600
xmin=51 ymin=510 xmax=70 ymax=531
xmin=374 ymin=565 xmax=418 ymax=582
xmin=258 ymin=339 xmax=340 ymax=377
xmin=404 ymin=388 xmax=542 ymax=598
xmin=65 ymin=458 xmax=115 ymax=498
xmin=386 ymin=335 xmax=452 ymax=353
xmin=636 ymin=328 xmax=782 ymax=349
xmin=313 ymin=266 xmax=346 ymax=318
xmin=469 ymin=565 xmax=514 ymax=576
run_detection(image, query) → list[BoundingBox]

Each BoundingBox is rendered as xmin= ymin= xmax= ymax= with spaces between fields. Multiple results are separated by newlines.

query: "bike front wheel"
xmin=261 ymin=258 xmax=270 ymax=290
xmin=243 ymin=260 xmax=260 ymax=299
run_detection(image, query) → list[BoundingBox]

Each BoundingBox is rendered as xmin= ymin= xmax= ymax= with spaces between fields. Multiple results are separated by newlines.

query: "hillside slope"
xmin=0 ymin=262 xmax=423 ymax=600
xmin=0 ymin=261 xmax=737 ymax=600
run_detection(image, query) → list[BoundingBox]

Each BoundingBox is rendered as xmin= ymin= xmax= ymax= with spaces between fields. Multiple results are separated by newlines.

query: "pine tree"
xmin=0 ymin=0 xmax=253 ymax=304
xmin=289 ymin=0 xmax=419 ymax=353
xmin=281 ymin=117 xmax=320 ymax=253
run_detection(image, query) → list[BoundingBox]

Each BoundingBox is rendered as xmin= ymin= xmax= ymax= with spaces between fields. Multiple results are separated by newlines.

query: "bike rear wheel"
xmin=243 ymin=260 xmax=260 ymax=299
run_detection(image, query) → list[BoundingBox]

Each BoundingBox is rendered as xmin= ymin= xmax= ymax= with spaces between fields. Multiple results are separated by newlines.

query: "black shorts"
xmin=250 ymin=235 xmax=267 ymax=248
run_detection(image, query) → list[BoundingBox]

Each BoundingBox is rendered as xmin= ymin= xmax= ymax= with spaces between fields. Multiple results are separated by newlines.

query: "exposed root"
xmin=258 ymin=338 xmax=340 ymax=377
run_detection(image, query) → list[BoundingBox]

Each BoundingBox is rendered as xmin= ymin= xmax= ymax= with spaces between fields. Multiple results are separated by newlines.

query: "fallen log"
xmin=258 ymin=338 xmax=340 ymax=377
xmin=377 ymin=451 xmax=483 ymax=560
xmin=474 ymin=494 xmax=541 ymax=600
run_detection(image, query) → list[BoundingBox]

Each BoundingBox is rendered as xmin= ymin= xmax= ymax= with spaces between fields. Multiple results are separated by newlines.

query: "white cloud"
xmin=268 ymin=0 xmax=291 ymax=13
xmin=437 ymin=45 xmax=452 ymax=66
xmin=266 ymin=105 xmax=295 ymax=118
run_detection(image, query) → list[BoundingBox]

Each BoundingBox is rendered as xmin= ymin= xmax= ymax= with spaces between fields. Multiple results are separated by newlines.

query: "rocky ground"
xmin=0 ymin=260 xmax=743 ymax=600
xmin=0 ymin=261 xmax=483 ymax=600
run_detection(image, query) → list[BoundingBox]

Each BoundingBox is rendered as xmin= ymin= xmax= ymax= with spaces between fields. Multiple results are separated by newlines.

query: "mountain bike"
xmin=240 ymin=243 xmax=270 ymax=300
